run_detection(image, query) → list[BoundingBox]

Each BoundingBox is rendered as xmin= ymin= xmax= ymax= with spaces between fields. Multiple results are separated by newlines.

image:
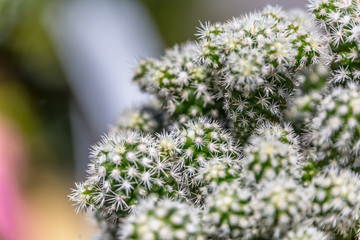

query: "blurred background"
xmin=0 ymin=0 xmax=307 ymax=239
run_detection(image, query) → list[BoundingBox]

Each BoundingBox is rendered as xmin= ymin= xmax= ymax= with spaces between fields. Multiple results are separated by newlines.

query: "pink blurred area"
xmin=0 ymin=117 xmax=97 ymax=240
xmin=0 ymin=118 xmax=28 ymax=240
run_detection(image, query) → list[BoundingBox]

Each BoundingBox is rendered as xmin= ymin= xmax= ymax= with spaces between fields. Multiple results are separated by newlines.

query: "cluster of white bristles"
xmin=309 ymin=0 xmax=360 ymax=83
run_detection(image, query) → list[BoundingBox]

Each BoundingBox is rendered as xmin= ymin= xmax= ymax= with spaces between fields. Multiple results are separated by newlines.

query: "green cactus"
xmin=120 ymin=198 xmax=203 ymax=240
xmin=309 ymin=0 xmax=360 ymax=85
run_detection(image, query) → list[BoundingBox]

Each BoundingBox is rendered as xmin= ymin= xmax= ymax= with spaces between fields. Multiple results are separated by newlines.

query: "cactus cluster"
xmin=70 ymin=1 xmax=360 ymax=240
xmin=133 ymin=43 xmax=224 ymax=124
xmin=196 ymin=6 xmax=325 ymax=142
xmin=69 ymin=131 xmax=183 ymax=222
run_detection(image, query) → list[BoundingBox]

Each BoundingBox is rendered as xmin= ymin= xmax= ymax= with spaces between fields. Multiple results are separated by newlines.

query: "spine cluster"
xmin=202 ymin=182 xmax=254 ymax=239
xmin=309 ymin=0 xmax=360 ymax=84
xmin=242 ymin=124 xmax=302 ymax=185
xmin=307 ymin=83 xmax=360 ymax=171
xmin=69 ymin=131 xmax=183 ymax=222
xmin=174 ymin=119 xmax=241 ymax=205
xmin=282 ymin=226 xmax=329 ymax=240
xmin=120 ymin=198 xmax=203 ymax=240
xmin=133 ymin=43 xmax=224 ymax=124
xmin=311 ymin=168 xmax=360 ymax=237
xmin=251 ymin=177 xmax=311 ymax=239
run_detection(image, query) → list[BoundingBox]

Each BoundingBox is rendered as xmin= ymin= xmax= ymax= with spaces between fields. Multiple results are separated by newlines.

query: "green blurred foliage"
xmin=0 ymin=0 xmax=73 ymax=173
xmin=141 ymin=0 xmax=203 ymax=46
xmin=4 ymin=0 xmax=67 ymax=89
xmin=0 ymin=0 xmax=25 ymax=42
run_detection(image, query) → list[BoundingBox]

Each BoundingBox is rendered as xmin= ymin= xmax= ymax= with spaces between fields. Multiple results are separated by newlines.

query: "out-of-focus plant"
xmin=0 ymin=0 xmax=72 ymax=169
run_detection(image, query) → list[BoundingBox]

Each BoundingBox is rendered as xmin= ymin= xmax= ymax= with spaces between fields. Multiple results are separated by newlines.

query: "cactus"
xmin=251 ymin=177 xmax=312 ymax=239
xmin=172 ymin=118 xmax=241 ymax=205
xmin=196 ymin=156 xmax=242 ymax=195
xmin=69 ymin=1 xmax=360 ymax=240
xmin=286 ymin=64 xmax=329 ymax=134
xmin=307 ymin=83 xmax=360 ymax=171
xmin=286 ymin=91 xmax=323 ymax=135
xmin=242 ymin=124 xmax=302 ymax=185
xmin=196 ymin=6 xmax=325 ymax=142
xmin=173 ymin=118 xmax=239 ymax=178
xmin=309 ymin=0 xmax=360 ymax=85
xmin=114 ymin=102 xmax=166 ymax=134
xmin=311 ymin=168 xmax=360 ymax=238
xmin=281 ymin=226 xmax=329 ymax=240
xmin=69 ymin=131 xmax=184 ymax=225
xmin=133 ymin=43 xmax=225 ymax=124
xmin=120 ymin=198 xmax=203 ymax=240
xmin=202 ymin=182 xmax=254 ymax=239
